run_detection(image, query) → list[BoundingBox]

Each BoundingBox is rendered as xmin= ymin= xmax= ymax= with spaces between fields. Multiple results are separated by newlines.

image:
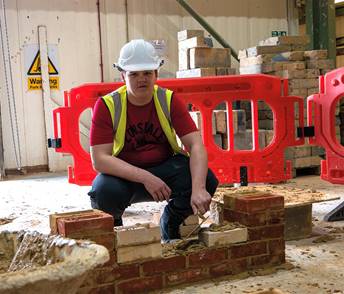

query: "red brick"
xmin=103 ymin=252 xmax=117 ymax=267
xmin=268 ymin=239 xmax=285 ymax=255
xmin=248 ymin=225 xmax=284 ymax=241
xmin=166 ymin=268 xmax=208 ymax=286
xmin=116 ymin=276 xmax=163 ymax=293
xmin=77 ymin=284 xmax=115 ymax=294
xmin=235 ymin=195 xmax=284 ymax=213
xmin=270 ymin=252 xmax=286 ymax=265
xmin=249 ymin=255 xmax=271 ymax=268
xmin=142 ymin=255 xmax=186 ymax=276
xmin=57 ymin=212 xmax=114 ymax=236
xmin=209 ymin=258 xmax=248 ymax=277
xmin=223 ymin=209 xmax=266 ymax=226
xmin=113 ymin=263 xmax=140 ymax=280
xmin=68 ymin=232 xmax=115 ymax=251
xmin=81 ymin=267 xmax=116 ymax=288
xmin=267 ymin=209 xmax=285 ymax=224
xmin=230 ymin=241 xmax=267 ymax=258
xmin=188 ymin=248 xmax=227 ymax=267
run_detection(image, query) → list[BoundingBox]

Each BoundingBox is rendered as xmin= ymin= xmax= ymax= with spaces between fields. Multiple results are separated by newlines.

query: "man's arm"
xmin=90 ymin=143 xmax=171 ymax=202
xmin=180 ymin=131 xmax=211 ymax=215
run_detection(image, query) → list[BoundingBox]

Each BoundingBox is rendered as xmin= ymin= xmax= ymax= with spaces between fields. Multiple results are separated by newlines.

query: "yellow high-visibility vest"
xmin=102 ymin=85 xmax=186 ymax=156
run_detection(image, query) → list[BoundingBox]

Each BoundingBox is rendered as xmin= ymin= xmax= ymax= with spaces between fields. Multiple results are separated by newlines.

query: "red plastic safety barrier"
xmin=307 ymin=67 xmax=344 ymax=184
xmin=52 ymin=75 xmax=304 ymax=185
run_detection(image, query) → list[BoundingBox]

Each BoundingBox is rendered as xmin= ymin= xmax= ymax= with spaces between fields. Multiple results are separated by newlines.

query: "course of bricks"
xmin=51 ymin=192 xmax=285 ymax=294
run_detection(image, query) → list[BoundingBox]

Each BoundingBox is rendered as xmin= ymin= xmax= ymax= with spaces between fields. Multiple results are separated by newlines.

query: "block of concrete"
xmin=189 ymin=47 xmax=231 ymax=69
xmin=178 ymin=36 xmax=212 ymax=50
xmin=199 ymin=227 xmax=248 ymax=247
xmin=176 ymin=67 xmax=216 ymax=78
xmin=291 ymin=156 xmax=321 ymax=168
xmin=114 ymin=223 xmax=161 ymax=247
xmin=246 ymin=45 xmax=291 ymax=57
xmin=259 ymin=36 xmax=310 ymax=46
xmin=305 ymin=68 xmax=320 ymax=78
xmin=116 ymin=242 xmax=162 ymax=264
xmin=183 ymin=214 xmax=200 ymax=225
xmin=238 ymin=49 xmax=248 ymax=59
xmin=233 ymin=129 xmax=266 ymax=150
xmin=189 ymin=111 xmax=216 ymax=134
xmin=240 ymin=55 xmax=273 ymax=66
xmin=274 ymin=69 xmax=306 ymax=79
xmin=307 ymin=87 xmax=319 ymax=96
xmin=214 ymin=110 xmax=227 ymax=134
xmin=216 ymin=67 xmax=236 ymax=76
xmin=288 ymin=78 xmax=318 ymax=89
xmin=239 ymin=64 xmax=267 ymax=74
xmin=304 ymin=50 xmax=328 ymax=60
xmin=285 ymin=204 xmax=312 ymax=240
xmin=258 ymin=119 xmax=273 ymax=130
xmin=178 ymin=49 xmax=189 ymax=70
xmin=284 ymin=145 xmax=312 ymax=159
xmin=306 ymin=59 xmax=334 ymax=69
xmin=178 ymin=29 xmax=204 ymax=41
xmin=311 ymin=146 xmax=325 ymax=157
xmin=288 ymin=88 xmax=308 ymax=97
xmin=282 ymin=61 xmax=306 ymax=71
xmin=265 ymin=130 xmax=274 ymax=146
xmin=180 ymin=224 xmax=200 ymax=237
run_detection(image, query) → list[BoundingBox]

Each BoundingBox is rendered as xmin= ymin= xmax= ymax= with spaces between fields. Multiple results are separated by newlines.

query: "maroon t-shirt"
xmin=90 ymin=92 xmax=198 ymax=167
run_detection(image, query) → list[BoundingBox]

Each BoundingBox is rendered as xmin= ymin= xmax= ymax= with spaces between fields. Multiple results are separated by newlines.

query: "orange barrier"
xmin=51 ymin=74 xmax=305 ymax=185
xmin=308 ymin=67 xmax=344 ymax=184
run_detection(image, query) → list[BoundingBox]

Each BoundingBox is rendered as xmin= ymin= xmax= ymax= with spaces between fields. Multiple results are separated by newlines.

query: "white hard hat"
xmin=114 ymin=39 xmax=163 ymax=72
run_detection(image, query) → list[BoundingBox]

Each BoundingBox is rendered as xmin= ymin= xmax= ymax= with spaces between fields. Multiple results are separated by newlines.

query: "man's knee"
xmin=88 ymin=174 xmax=132 ymax=216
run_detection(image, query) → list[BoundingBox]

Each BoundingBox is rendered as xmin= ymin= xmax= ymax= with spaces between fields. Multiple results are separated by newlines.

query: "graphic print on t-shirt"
xmin=125 ymin=121 xmax=165 ymax=150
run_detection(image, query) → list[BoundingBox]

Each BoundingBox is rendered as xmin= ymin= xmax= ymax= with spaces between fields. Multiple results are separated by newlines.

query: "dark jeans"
xmin=88 ymin=154 xmax=218 ymax=241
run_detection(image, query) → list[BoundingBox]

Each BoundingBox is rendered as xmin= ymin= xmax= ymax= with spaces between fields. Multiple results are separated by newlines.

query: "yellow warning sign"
xmin=27 ymin=51 xmax=58 ymax=75
xmin=28 ymin=76 xmax=59 ymax=90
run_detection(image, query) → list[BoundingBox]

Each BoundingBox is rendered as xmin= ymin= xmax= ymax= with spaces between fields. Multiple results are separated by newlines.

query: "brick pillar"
xmin=223 ymin=191 xmax=285 ymax=268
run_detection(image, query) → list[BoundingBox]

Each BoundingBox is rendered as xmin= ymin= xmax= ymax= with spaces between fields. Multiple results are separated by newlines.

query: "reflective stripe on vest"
xmin=102 ymin=85 xmax=185 ymax=156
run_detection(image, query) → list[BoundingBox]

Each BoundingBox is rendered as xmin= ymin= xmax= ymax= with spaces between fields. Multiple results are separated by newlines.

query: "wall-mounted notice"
xmin=25 ymin=44 xmax=59 ymax=91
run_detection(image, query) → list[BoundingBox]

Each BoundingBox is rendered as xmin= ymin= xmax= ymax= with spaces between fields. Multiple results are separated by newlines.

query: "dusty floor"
xmin=0 ymin=172 xmax=344 ymax=293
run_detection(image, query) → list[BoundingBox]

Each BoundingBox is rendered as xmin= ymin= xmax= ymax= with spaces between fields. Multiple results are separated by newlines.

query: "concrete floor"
xmin=1 ymin=172 xmax=344 ymax=293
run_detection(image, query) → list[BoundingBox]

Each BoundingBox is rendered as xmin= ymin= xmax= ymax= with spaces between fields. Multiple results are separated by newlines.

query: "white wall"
xmin=0 ymin=0 xmax=289 ymax=172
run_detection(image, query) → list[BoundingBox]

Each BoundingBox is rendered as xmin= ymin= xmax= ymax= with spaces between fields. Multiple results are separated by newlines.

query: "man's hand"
xmin=142 ymin=173 xmax=171 ymax=202
xmin=190 ymin=189 xmax=212 ymax=215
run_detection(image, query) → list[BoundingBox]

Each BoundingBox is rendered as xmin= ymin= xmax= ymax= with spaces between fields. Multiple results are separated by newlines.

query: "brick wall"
xmin=51 ymin=192 xmax=285 ymax=294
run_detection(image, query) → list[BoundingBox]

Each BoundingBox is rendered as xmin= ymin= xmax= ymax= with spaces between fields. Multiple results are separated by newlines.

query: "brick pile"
xmin=176 ymin=29 xmax=236 ymax=78
xmin=189 ymin=108 xmax=247 ymax=150
xmin=50 ymin=192 xmax=285 ymax=293
xmin=238 ymin=35 xmax=337 ymax=176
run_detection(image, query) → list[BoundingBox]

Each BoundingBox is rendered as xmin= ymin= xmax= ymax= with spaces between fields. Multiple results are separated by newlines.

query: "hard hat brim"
xmin=115 ymin=63 xmax=161 ymax=72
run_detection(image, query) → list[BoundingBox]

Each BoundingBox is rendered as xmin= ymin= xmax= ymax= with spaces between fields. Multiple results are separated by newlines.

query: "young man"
xmin=88 ymin=39 xmax=218 ymax=242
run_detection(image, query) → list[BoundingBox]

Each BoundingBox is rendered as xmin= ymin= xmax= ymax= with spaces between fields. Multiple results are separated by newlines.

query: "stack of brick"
xmin=190 ymin=109 xmax=247 ymax=150
xmin=238 ymin=35 xmax=337 ymax=176
xmin=51 ymin=195 xmax=284 ymax=293
xmin=176 ymin=29 xmax=235 ymax=78
xmin=114 ymin=223 xmax=162 ymax=263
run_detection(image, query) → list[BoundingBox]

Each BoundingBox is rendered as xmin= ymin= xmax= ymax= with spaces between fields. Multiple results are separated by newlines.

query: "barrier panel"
xmin=52 ymin=75 xmax=304 ymax=185
xmin=307 ymin=67 xmax=344 ymax=184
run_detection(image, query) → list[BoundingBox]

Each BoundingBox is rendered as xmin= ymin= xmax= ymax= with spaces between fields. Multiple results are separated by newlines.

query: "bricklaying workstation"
xmin=1 ymin=1 xmax=344 ymax=294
